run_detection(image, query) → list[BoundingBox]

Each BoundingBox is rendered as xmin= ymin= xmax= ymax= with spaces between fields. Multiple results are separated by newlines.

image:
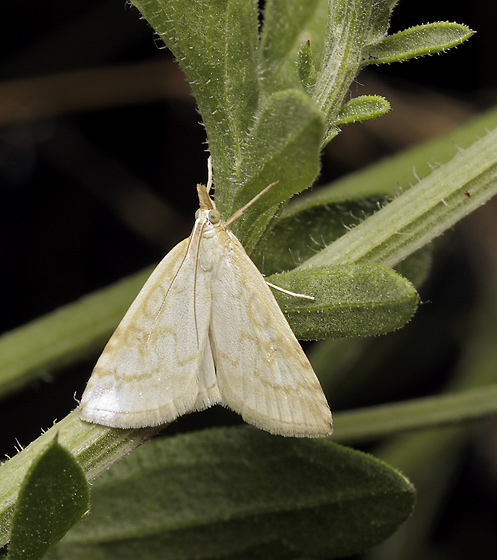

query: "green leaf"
xmin=47 ymin=428 xmax=415 ymax=560
xmin=256 ymin=196 xmax=390 ymax=274
xmin=362 ymin=22 xmax=474 ymax=66
xmin=237 ymin=90 xmax=323 ymax=208
xmin=333 ymin=95 xmax=390 ymax=126
xmin=259 ymin=0 xmax=323 ymax=94
xmin=6 ymin=438 xmax=89 ymax=560
xmin=322 ymin=94 xmax=391 ymax=146
xmin=231 ymin=90 xmax=324 ymax=251
xmin=258 ymin=108 xmax=497 ymax=274
xmin=296 ymin=39 xmax=316 ymax=94
xmin=313 ymin=0 xmax=368 ymax=132
xmin=312 ymin=0 xmax=399 ymax=137
xmin=363 ymin=0 xmax=399 ymax=44
xmin=0 ymin=412 xmax=154 ymax=548
xmin=130 ymin=0 xmax=260 ymax=212
xmin=268 ymin=264 xmax=418 ymax=340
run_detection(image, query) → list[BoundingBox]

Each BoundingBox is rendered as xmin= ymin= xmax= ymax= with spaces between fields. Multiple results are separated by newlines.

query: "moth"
xmin=80 ymin=167 xmax=332 ymax=437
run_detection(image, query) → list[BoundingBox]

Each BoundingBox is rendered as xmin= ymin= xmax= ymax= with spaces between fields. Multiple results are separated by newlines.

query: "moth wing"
xmin=80 ymin=237 xmax=221 ymax=428
xmin=210 ymin=231 xmax=332 ymax=437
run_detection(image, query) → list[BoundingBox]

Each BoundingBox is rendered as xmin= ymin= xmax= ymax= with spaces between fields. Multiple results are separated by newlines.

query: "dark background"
xmin=1 ymin=1 xmax=496 ymax=558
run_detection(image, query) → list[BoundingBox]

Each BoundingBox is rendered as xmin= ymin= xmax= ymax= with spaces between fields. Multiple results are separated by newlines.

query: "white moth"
xmin=79 ymin=171 xmax=332 ymax=437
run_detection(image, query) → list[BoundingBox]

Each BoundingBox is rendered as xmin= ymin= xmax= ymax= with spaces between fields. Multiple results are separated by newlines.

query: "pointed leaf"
xmin=7 ymin=438 xmax=89 ymax=560
xmin=231 ymin=90 xmax=324 ymax=251
xmin=313 ymin=0 xmax=396 ymax=133
xmin=268 ymin=264 xmax=418 ymax=340
xmin=362 ymin=22 xmax=474 ymax=66
xmin=130 ymin=0 xmax=260 ymax=212
xmin=259 ymin=0 xmax=324 ymax=93
xmin=323 ymin=126 xmax=341 ymax=146
xmin=47 ymin=428 xmax=415 ymax=560
xmin=334 ymin=95 xmax=390 ymax=126
xmin=297 ymin=39 xmax=317 ymax=94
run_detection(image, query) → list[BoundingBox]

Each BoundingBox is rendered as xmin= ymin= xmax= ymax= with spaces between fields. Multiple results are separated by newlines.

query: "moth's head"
xmin=196 ymin=183 xmax=221 ymax=225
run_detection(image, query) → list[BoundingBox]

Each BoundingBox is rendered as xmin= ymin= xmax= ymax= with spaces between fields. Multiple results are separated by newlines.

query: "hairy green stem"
xmin=298 ymin=128 xmax=497 ymax=269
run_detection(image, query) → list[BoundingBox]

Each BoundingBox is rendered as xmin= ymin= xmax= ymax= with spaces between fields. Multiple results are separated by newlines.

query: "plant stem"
xmin=298 ymin=128 xmax=497 ymax=269
xmin=332 ymin=384 xmax=497 ymax=443
xmin=0 ymin=411 xmax=157 ymax=547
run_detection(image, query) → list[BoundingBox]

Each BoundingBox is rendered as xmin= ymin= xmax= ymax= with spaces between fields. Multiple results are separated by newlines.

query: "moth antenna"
xmin=206 ymin=156 xmax=213 ymax=193
xmin=266 ymin=281 xmax=315 ymax=301
xmin=225 ymin=181 xmax=279 ymax=227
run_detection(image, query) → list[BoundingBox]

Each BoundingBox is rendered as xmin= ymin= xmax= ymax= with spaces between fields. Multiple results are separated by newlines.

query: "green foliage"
xmin=260 ymin=0 xmax=326 ymax=95
xmin=0 ymin=1 xmax=491 ymax=559
xmin=298 ymin=127 xmax=497 ymax=269
xmin=131 ymin=0 xmax=472 ymax=246
xmin=269 ymin=264 xmax=418 ymax=340
xmin=45 ymin=428 xmax=415 ymax=560
xmin=231 ymin=90 xmax=323 ymax=254
xmin=308 ymin=2 xmax=471 ymax=141
xmin=6 ymin=438 xmax=89 ymax=560
xmin=334 ymin=95 xmax=391 ymax=126
xmin=132 ymin=0 xmax=325 ymax=248
xmin=366 ymin=276 xmax=497 ymax=559
xmin=362 ymin=22 xmax=474 ymax=66
xmin=257 ymin=195 xmax=391 ymax=274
